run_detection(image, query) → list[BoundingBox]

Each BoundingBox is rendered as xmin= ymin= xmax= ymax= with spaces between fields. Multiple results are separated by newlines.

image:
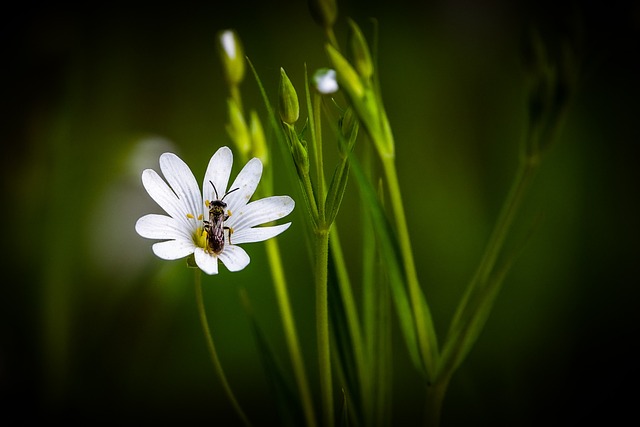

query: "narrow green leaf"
xmin=438 ymin=226 xmax=535 ymax=381
xmin=349 ymin=150 xmax=425 ymax=375
xmin=328 ymin=245 xmax=362 ymax=424
xmin=325 ymin=160 xmax=350 ymax=225
xmin=338 ymin=388 xmax=350 ymax=427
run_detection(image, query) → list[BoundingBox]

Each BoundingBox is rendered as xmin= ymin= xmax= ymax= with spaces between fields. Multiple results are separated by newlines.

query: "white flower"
xmin=220 ymin=30 xmax=237 ymax=59
xmin=135 ymin=146 xmax=295 ymax=275
xmin=313 ymin=68 xmax=339 ymax=94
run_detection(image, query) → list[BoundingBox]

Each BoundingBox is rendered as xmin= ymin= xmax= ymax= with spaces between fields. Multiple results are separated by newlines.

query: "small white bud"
xmin=313 ymin=68 xmax=338 ymax=94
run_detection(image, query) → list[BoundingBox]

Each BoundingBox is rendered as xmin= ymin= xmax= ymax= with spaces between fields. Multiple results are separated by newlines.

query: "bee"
xmin=203 ymin=181 xmax=239 ymax=254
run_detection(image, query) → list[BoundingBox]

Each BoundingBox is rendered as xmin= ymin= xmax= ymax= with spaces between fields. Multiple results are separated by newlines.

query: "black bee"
xmin=203 ymin=181 xmax=238 ymax=254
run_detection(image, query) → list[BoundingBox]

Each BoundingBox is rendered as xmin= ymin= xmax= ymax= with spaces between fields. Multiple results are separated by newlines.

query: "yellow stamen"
xmin=194 ymin=227 xmax=208 ymax=249
xmin=198 ymin=214 xmax=204 ymax=220
xmin=186 ymin=213 xmax=195 ymax=219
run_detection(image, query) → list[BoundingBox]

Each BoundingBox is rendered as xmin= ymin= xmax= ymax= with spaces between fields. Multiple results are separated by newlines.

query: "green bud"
xmin=292 ymin=134 xmax=310 ymax=178
xmin=249 ymin=110 xmax=268 ymax=166
xmin=325 ymin=44 xmax=365 ymax=99
xmin=348 ymin=19 xmax=374 ymax=81
xmin=279 ymin=68 xmax=300 ymax=124
xmin=226 ymin=98 xmax=251 ymax=157
xmin=339 ymin=106 xmax=359 ymax=155
xmin=308 ymin=0 xmax=337 ymax=29
xmin=218 ymin=29 xmax=245 ymax=86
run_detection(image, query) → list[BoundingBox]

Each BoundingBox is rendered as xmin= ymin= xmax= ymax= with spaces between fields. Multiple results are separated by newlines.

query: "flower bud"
xmin=348 ymin=19 xmax=373 ymax=81
xmin=313 ymin=68 xmax=338 ymax=94
xmin=292 ymin=133 xmax=310 ymax=178
xmin=218 ymin=29 xmax=245 ymax=86
xmin=325 ymin=44 xmax=364 ymax=99
xmin=338 ymin=107 xmax=359 ymax=156
xmin=249 ymin=110 xmax=269 ymax=166
xmin=308 ymin=0 xmax=337 ymax=29
xmin=279 ymin=67 xmax=300 ymax=124
xmin=226 ymin=98 xmax=251 ymax=157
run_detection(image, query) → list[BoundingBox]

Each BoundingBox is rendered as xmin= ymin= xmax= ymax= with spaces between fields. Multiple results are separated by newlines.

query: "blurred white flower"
xmin=313 ymin=68 xmax=339 ymax=94
xmin=220 ymin=30 xmax=237 ymax=59
xmin=135 ymin=146 xmax=294 ymax=274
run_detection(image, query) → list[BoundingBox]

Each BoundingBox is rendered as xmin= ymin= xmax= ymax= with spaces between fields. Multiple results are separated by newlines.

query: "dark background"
xmin=2 ymin=0 xmax=639 ymax=425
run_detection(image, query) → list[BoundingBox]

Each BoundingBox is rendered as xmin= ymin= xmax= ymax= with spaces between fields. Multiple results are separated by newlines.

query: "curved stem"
xmin=265 ymin=238 xmax=318 ymax=427
xmin=194 ymin=270 xmax=252 ymax=427
xmin=381 ymin=157 xmax=438 ymax=378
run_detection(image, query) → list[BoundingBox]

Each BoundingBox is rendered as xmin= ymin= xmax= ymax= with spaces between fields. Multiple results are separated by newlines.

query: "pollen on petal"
xmin=186 ymin=213 xmax=195 ymax=219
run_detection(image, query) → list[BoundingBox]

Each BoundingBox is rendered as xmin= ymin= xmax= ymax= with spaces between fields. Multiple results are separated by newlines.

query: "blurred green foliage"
xmin=2 ymin=0 xmax=639 ymax=425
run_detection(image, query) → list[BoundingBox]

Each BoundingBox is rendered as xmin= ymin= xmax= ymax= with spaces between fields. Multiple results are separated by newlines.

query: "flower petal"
xmin=203 ymin=146 xmax=233 ymax=207
xmin=135 ymin=214 xmax=192 ymax=240
xmin=225 ymin=157 xmax=263 ymax=217
xmin=159 ymin=153 xmax=203 ymax=220
xmin=218 ymin=245 xmax=250 ymax=272
xmin=142 ymin=169 xmax=186 ymax=221
xmin=227 ymin=196 xmax=295 ymax=231
xmin=151 ymin=239 xmax=195 ymax=260
xmin=194 ymin=247 xmax=219 ymax=275
xmin=231 ymin=223 xmax=291 ymax=245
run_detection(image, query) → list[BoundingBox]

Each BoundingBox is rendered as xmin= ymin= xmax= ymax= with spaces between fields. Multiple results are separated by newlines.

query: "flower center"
xmin=193 ymin=226 xmax=208 ymax=250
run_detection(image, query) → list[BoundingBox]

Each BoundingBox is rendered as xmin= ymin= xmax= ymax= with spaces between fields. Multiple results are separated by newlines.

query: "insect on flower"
xmin=203 ymin=181 xmax=238 ymax=254
xmin=135 ymin=146 xmax=295 ymax=275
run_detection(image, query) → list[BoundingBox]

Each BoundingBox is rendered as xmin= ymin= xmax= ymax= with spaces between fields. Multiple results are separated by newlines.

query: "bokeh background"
xmin=2 ymin=0 xmax=639 ymax=425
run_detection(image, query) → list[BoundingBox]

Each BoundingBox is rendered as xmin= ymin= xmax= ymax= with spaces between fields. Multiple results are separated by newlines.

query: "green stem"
xmin=230 ymin=85 xmax=243 ymax=114
xmin=432 ymin=156 xmax=540 ymax=426
xmin=470 ymin=156 xmax=538 ymax=291
xmin=194 ymin=270 xmax=252 ymax=427
xmin=315 ymin=229 xmax=333 ymax=427
xmin=265 ymin=238 xmax=318 ymax=427
xmin=442 ymin=155 xmax=539 ymax=378
xmin=381 ymin=157 xmax=438 ymax=378
xmin=330 ymin=227 xmax=369 ymax=417
xmin=424 ymin=376 xmax=450 ymax=427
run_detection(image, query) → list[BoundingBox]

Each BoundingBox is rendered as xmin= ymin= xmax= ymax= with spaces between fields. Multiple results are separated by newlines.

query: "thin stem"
xmin=265 ymin=238 xmax=318 ymax=427
xmin=471 ymin=156 xmax=538 ymax=290
xmin=315 ymin=229 xmax=333 ymax=427
xmin=381 ymin=157 xmax=438 ymax=378
xmin=230 ymin=85 xmax=243 ymax=114
xmin=442 ymin=155 xmax=540 ymax=378
xmin=424 ymin=376 xmax=450 ymax=427
xmin=325 ymin=27 xmax=339 ymax=50
xmin=194 ymin=270 xmax=252 ymax=427
xmin=431 ymin=156 xmax=540 ymax=426
xmin=330 ymin=227 xmax=369 ymax=417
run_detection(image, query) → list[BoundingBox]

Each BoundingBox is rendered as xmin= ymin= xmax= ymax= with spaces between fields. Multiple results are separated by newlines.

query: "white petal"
xmin=135 ymin=214 xmax=192 ymax=240
xmin=159 ymin=153 xmax=203 ymax=221
xmin=142 ymin=169 xmax=185 ymax=220
xmin=203 ymin=147 xmax=233 ymax=206
xmin=194 ymin=247 xmax=219 ymax=275
xmin=220 ymin=30 xmax=236 ymax=59
xmin=231 ymin=223 xmax=291 ymax=245
xmin=227 ymin=196 xmax=295 ymax=231
xmin=218 ymin=245 xmax=250 ymax=272
xmin=151 ymin=239 xmax=195 ymax=260
xmin=225 ymin=158 xmax=263 ymax=217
